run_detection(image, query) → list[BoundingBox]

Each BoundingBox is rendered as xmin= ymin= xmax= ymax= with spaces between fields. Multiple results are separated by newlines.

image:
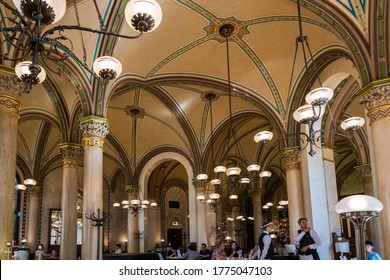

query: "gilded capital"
xmin=355 ymin=164 xmax=372 ymax=178
xmin=79 ymin=116 xmax=109 ymax=138
xmin=59 ymin=143 xmax=83 ymax=161
xmin=27 ymin=186 xmax=41 ymax=198
xmin=360 ymin=83 xmax=390 ymax=122
xmin=0 ymin=72 xmax=26 ymax=98
xmin=281 ymin=147 xmax=301 ymax=170
xmin=0 ymin=94 xmax=21 ymax=114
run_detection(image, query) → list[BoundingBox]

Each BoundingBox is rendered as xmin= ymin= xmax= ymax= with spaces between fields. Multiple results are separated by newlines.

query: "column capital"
xmin=360 ymin=81 xmax=390 ymax=122
xmin=27 ymin=186 xmax=41 ymax=198
xmin=355 ymin=164 xmax=372 ymax=178
xmin=79 ymin=116 xmax=109 ymax=138
xmin=59 ymin=143 xmax=83 ymax=161
xmin=0 ymin=70 xmax=26 ymax=99
xmin=281 ymin=147 xmax=301 ymax=170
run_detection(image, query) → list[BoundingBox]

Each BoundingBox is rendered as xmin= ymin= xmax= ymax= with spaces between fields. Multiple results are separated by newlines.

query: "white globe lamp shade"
xmin=293 ymin=104 xmax=324 ymax=123
xmin=113 ymin=202 xmax=121 ymax=208
xmin=196 ymin=174 xmax=208 ymax=180
xmin=226 ymin=167 xmax=241 ymax=176
xmin=260 ymin=171 xmax=272 ymax=178
xmin=15 ymin=184 xmax=27 ymax=191
xmin=141 ymin=200 xmax=150 ymax=205
xmin=131 ymin=199 xmax=140 ymax=205
xmin=229 ymin=194 xmax=238 ymax=200
xmin=125 ymin=0 xmax=162 ymax=32
xmin=247 ymin=164 xmax=260 ymax=172
xmin=266 ymin=202 xmax=273 ymax=207
xmin=15 ymin=61 xmax=46 ymax=84
xmin=13 ymin=0 xmax=66 ymax=24
xmin=239 ymin=178 xmax=250 ymax=184
xmin=121 ymin=200 xmax=130 ymax=205
xmin=262 ymin=205 xmax=269 ymax=209
xmin=197 ymin=194 xmax=206 ymax=201
xmin=341 ymin=117 xmax=365 ymax=131
xmin=150 ymin=202 xmax=158 ymax=207
xmin=279 ymin=200 xmax=289 ymax=206
xmin=305 ymin=87 xmax=334 ymax=105
xmin=210 ymin=179 xmax=221 ymax=185
xmin=214 ymin=165 xmax=226 ymax=174
xmin=23 ymin=178 xmax=37 ymax=186
xmin=93 ymin=56 xmax=122 ymax=80
xmin=335 ymin=195 xmax=383 ymax=214
xmin=254 ymin=131 xmax=273 ymax=144
xmin=209 ymin=193 xmax=220 ymax=200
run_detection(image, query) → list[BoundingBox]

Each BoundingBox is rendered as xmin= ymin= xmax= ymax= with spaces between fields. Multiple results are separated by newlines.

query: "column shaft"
xmin=26 ymin=187 xmax=40 ymax=251
xmin=80 ymin=116 xmax=109 ymax=260
xmin=0 ymin=72 xmax=24 ymax=260
xmin=59 ymin=144 xmax=83 ymax=259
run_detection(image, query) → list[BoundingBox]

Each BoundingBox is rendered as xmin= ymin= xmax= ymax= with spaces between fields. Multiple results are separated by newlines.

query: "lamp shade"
xmin=125 ymin=0 xmax=162 ymax=32
xmin=150 ymin=201 xmax=158 ymax=207
xmin=279 ymin=200 xmax=288 ymax=205
xmin=266 ymin=202 xmax=273 ymax=207
xmin=23 ymin=178 xmax=37 ymax=186
xmin=209 ymin=193 xmax=220 ymax=200
xmin=15 ymin=61 xmax=46 ymax=84
xmin=259 ymin=171 xmax=272 ymax=178
xmin=13 ymin=0 xmax=67 ymax=24
xmin=196 ymin=174 xmax=208 ymax=180
xmin=210 ymin=179 xmax=221 ymax=185
xmin=239 ymin=178 xmax=250 ymax=184
xmin=305 ymin=87 xmax=334 ymax=105
xmin=121 ymin=200 xmax=129 ymax=205
xmin=113 ymin=202 xmax=121 ymax=207
xmin=131 ymin=199 xmax=140 ymax=205
xmin=341 ymin=117 xmax=365 ymax=131
xmin=254 ymin=131 xmax=273 ymax=143
xmin=335 ymin=195 xmax=383 ymax=214
xmin=226 ymin=167 xmax=241 ymax=176
xmin=229 ymin=194 xmax=238 ymax=200
xmin=197 ymin=194 xmax=206 ymax=201
xmin=214 ymin=165 xmax=227 ymax=174
xmin=93 ymin=56 xmax=122 ymax=80
xmin=15 ymin=184 xmax=27 ymax=191
xmin=247 ymin=164 xmax=260 ymax=172
xmin=293 ymin=104 xmax=324 ymax=123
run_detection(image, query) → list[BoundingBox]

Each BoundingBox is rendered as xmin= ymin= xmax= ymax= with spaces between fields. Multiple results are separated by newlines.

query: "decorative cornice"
xmin=0 ymin=72 xmax=26 ymax=98
xmin=58 ymin=143 xmax=83 ymax=161
xmin=360 ymin=83 xmax=390 ymax=112
xmin=82 ymin=136 xmax=105 ymax=149
xmin=355 ymin=164 xmax=372 ymax=178
xmin=79 ymin=116 xmax=109 ymax=138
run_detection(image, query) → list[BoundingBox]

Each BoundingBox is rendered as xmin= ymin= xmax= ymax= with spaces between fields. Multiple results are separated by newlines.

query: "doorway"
xmin=167 ymin=228 xmax=182 ymax=248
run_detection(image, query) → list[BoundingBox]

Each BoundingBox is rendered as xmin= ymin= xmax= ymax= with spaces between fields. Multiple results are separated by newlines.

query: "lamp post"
xmin=335 ymin=195 xmax=383 ymax=260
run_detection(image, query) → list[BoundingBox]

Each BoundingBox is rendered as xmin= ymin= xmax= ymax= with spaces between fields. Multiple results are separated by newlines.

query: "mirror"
xmin=49 ymin=208 xmax=83 ymax=245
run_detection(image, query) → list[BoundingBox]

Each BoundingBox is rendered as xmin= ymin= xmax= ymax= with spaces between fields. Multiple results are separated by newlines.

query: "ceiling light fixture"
xmin=0 ymin=0 xmax=162 ymax=88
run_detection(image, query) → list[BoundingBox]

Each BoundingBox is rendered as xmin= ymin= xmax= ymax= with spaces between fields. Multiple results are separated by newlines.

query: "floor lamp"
xmin=335 ymin=195 xmax=383 ymax=260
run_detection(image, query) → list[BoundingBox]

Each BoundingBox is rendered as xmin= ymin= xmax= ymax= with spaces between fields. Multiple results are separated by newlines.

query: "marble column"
xmin=59 ymin=143 xmax=83 ymax=260
xmin=250 ymin=188 xmax=263 ymax=243
xmin=355 ymin=164 xmax=383 ymax=255
xmin=281 ymin=147 xmax=304 ymax=244
xmin=127 ymin=212 xmax=138 ymax=253
xmin=360 ymin=82 xmax=390 ymax=259
xmin=0 ymin=71 xmax=25 ymax=260
xmin=26 ymin=186 xmax=41 ymax=251
xmin=79 ymin=116 xmax=109 ymax=260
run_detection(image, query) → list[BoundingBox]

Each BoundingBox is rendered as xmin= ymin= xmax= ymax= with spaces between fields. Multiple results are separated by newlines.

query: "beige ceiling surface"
xmin=3 ymin=0 xmax=380 ymax=186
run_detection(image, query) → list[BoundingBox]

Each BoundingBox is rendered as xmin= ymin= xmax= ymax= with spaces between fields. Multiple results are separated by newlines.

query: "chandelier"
xmin=194 ymin=24 xmax=274 ymax=221
xmin=254 ymin=1 xmax=364 ymax=156
xmin=0 ymin=0 xmax=162 ymax=88
xmin=112 ymin=107 xmax=156 ymax=216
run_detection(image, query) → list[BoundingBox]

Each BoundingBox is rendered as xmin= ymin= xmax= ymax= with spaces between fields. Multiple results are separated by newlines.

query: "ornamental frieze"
xmin=360 ymin=84 xmax=390 ymax=111
xmin=0 ymin=95 xmax=21 ymax=114
xmin=368 ymin=106 xmax=390 ymax=122
xmin=83 ymin=136 xmax=104 ymax=149
xmin=59 ymin=144 xmax=83 ymax=161
xmin=355 ymin=164 xmax=372 ymax=178
xmin=281 ymin=148 xmax=301 ymax=170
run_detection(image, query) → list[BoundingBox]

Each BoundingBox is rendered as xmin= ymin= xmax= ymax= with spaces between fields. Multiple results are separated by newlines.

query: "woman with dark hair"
xmin=226 ymin=240 xmax=239 ymax=259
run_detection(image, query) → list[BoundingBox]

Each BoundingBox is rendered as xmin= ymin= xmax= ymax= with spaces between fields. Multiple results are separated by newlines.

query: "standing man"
xmin=295 ymin=217 xmax=322 ymax=260
xmin=258 ymin=221 xmax=274 ymax=260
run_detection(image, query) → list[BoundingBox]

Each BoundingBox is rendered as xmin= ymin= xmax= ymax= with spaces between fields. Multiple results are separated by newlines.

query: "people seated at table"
xmin=211 ymin=240 xmax=227 ymax=260
xmin=166 ymin=245 xmax=179 ymax=259
xmin=114 ymin=244 xmax=122 ymax=254
xmin=249 ymin=243 xmax=259 ymax=260
xmin=181 ymin=244 xmax=201 ymax=260
xmin=199 ymin=243 xmax=211 ymax=260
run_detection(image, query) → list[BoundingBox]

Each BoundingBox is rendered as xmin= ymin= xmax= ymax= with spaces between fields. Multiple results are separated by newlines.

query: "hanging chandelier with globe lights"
xmin=0 ymin=0 xmax=162 ymax=88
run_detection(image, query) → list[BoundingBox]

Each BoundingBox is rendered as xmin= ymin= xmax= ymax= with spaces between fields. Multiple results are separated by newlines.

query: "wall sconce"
xmin=335 ymin=195 xmax=383 ymax=260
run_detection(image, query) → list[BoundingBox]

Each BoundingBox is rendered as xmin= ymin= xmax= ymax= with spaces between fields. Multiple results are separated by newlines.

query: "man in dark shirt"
xmin=199 ymin=243 xmax=211 ymax=260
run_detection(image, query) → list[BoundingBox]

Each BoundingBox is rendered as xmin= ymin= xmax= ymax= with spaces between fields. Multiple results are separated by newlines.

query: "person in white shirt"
xmin=295 ymin=217 xmax=321 ymax=260
xmin=114 ymin=243 xmax=122 ymax=254
xmin=258 ymin=221 xmax=274 ymax=260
